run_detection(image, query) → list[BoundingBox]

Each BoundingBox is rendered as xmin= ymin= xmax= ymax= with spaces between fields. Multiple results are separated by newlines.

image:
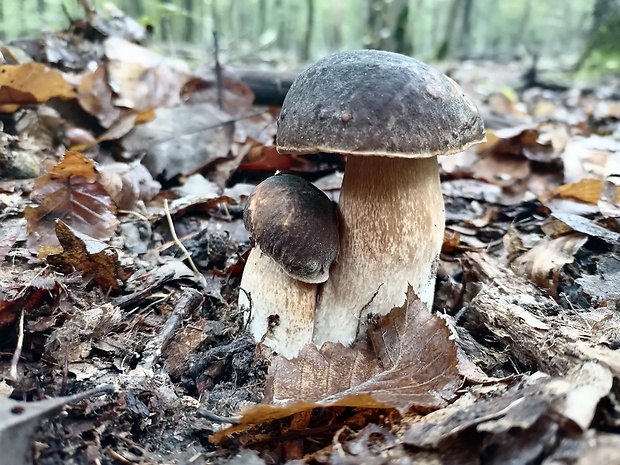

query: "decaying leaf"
xmin=24 ymin=151 xmax=118 ymax=251
xmin=46 ymin=220 xmax=133 ymax=291
xmin=0 ymin=386 xmax=114 ymax=465
xmin=46 ymin=303 xmax=122 ymax=362
xmin=0 ymin=275 xmax=59 ymax=329
xmin=0 ymin=62 xmax=75 ymax=112
xmin=513 ymin=234 xmax=588 ymax=297
xmin=548 ymin=178 xmax=620 ymax=205
xmin=98 ymin=161 xmax=161 ymax=210
xmin=104 ymin=36 xmax=191 ymax=112
xmin=122 ymin=102 xmax=235 ymax=180
xmin=77 ymin=64 xmax=121 ymax=128
xmin=544 ymin=213 xmax=620 ymax=244
xmin=212 ymin=289 xmax=461 ymax=443
xmin=403 ymin=362 xmax=612 ymax=457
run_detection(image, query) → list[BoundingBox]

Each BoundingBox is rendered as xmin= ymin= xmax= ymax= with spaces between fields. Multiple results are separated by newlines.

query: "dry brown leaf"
xmin=122 ymin=102 xmax=235 ymax=180
xmin=473 ymin=152 xmax=530 ymax=187
xmin=104 ymin=36 xmax=191 ymax=112
xmin=99 ymin=162 xmax=161 ymax=210
xmin=544 ymin=213 xmax=620 ymax=244
xmin=181 ymin=71 xmax=255 ymax=117
xmin=212 ymin=288 xmax=461 ymax=443
xmin=46 ymin=220 xmax=132 ymax=291
xmin=0 ymin=62 xmax=75 ymax=112
xmin=513 ymin=233 xmax=588 ymax=297
xmin=24 ymin=151 xmax=118 ymax=252
xmin=548 ymin=179 xmax=619 ymax=205
xmin=77 ymin=65 xmax=121 ymax=128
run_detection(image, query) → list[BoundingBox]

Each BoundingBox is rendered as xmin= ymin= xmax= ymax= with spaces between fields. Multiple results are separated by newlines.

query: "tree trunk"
xmin=183 ymin=0 xmax=195 ymax=42
xmin=394 ymin=1 xmax=412 ymax=55
xmin=332 ymin=1 xmax=342 ymax=49
xmin=258 ymin=0 xmax=268 ymax=39
xmin=301 ymin=0 xmax=314 ymax=61
xmin=435 ymin=0 xmax=460 ymax=60
xmin=458 ymin=0 xmax=474 ymax=57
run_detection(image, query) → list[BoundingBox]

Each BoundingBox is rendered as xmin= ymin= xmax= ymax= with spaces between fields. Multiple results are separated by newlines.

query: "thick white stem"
xmin=313 ymin=155 xmax=444 ymax=347
xmin=239 ymin=246 xmax=316 ymax=358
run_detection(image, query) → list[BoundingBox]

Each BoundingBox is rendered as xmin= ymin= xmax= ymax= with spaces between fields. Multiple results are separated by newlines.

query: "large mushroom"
xmin=239 ymin=173 xmax=339 ymax=358
xmin=276 ymin=50 xmax=485 ymax=347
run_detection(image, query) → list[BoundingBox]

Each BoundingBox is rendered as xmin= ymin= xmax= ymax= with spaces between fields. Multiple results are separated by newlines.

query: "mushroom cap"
xmin=244 ymin=174 xmax=339 ymax=284
xmin=276 ymin=50 xmax=485 ymax=158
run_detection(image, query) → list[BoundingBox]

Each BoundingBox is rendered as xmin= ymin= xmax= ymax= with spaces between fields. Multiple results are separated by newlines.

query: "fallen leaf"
xmin=0 ymin=275 xmax=59 ymax=329
xmin=24 ymin=151 xmax=118 ymax=252
xmin=121 ymin=102 xmax=235 ymax=180
xmin=98 ymin=161 xmax=161 ymax=210
xmin=548 ymin=179 xmax=619 ymax=205
xmin=513 ymin=234 xmax=588 ymax=297
xmin=46 ymin=220 xmax=133 ymax=291
xmin=104 ymin=36 xmax=191 ymax=112
xmin=77 ymin=64 xmax=121 ymax=128
xmin=544 ymin=213 xmax=620 ymax=244
xmin=0 ymin=386 xmax=113 ymax=465
xmin=212 ymin=288 xmax=462 ymax=443
xmin=0 ymin=62 xmax=75 ymax=112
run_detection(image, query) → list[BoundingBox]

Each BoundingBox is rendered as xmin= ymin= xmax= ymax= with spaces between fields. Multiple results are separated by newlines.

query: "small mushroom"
xmin=239 ymin=173 xmax=339 ymax=357
xmin=276 ymin=50 xmax=485 ymax=347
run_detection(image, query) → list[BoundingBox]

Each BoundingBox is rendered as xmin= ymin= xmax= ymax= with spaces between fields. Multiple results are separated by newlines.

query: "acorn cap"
xmin=276 ymin=49 xmax=485 ymax=158
xmin=244 ymin=174 xmax=339 ymax=284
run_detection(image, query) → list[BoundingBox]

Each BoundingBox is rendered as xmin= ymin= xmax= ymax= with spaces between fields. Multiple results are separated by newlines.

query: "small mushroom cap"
xmin=244 ymin=174 xmax=339 ymax=283
xmin=277 ymin=50 xmax=485 ymax=158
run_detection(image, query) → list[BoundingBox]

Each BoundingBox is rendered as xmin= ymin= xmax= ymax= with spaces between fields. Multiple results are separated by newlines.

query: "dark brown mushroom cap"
xmin=276 ymin=50 xmax=485 ymax=157
xmin=244 ymin=174 xmax=339 ymax=283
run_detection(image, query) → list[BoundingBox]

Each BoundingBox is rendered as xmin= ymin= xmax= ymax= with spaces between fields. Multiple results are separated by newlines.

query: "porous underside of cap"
xmin=277 ymin=49 xmax=485 ymax=158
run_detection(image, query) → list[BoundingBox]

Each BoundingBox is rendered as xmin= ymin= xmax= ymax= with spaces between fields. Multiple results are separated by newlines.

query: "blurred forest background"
xmin=1 ymin=0 xmax=619 ymax=76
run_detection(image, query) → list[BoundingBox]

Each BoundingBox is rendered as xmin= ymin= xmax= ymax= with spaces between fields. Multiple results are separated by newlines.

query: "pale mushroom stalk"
xmin=238 ymin=174 xmax=339 ymax=358
xmin=239 ymin=247 xmax=316 ymax=359
xmin=313 ymin=155 xmax=443 ymax=345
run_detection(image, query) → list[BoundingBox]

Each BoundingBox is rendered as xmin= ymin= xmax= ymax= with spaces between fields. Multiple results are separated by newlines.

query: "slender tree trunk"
xmin=275 ymin=0 xmax=287 ymax=51
xmin=301 ymin=0 xmax=314 ymax=61
xmin=258 ymin=0 xmax=267 ymax=34
xmin=394 ymin=0 xmax=412 ymax=55
xmin=183 ymin=0 xmax=195 ymax=42
xmin=435 ymin=0 xmax=461 ymax=60
xmin=458 ymin=0 xmax=474 ymax=57
xmin=332 ymin=1 xmax=342 ymax=49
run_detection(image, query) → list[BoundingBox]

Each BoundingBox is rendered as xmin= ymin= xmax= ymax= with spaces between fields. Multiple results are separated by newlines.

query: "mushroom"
xmin=239 ymin=173 xmax=339 ymax=357
xmin=276 ymin=50 xmax=485 ymax=347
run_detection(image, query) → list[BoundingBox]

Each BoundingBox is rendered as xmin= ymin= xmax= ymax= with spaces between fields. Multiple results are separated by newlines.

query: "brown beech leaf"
xmin=46 ymin=220 xmax=132 ymax=291
xmin=0 ymin=63 xmax=75 ymax=112
xmin=24 ymin=151 xmax=118 ymax=252
xmin=77 ymin=65 xmax=121 ymax=128
xmin=211 ymin=288 xmax=461 ymax=444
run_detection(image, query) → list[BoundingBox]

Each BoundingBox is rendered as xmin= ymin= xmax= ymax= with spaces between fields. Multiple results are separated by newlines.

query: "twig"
xmin=9 ymin=309 xmax=24 ymax=381
xmin=213 ymin=31 xmax=223 ymax=110
xmin=164 ymin=198 xmax=200 ymax=276
xmin=188 ymin=336 xmax=255 ymax=377
xmin=197 ymin=409 xmax=240 ymax=424
xmin=138 ymin=288 xmax=204 ymax=372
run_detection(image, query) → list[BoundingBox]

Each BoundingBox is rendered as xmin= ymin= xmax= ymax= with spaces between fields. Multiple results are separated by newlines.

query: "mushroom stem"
xmin=240 ymin=246 xmax=316 ymax=358
xmin=313 ymin=155 xmax=444 ymax=347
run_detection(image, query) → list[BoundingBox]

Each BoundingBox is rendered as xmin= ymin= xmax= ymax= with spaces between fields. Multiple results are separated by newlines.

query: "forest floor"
xmin=2 ymin=8 xmax=620 ymax=465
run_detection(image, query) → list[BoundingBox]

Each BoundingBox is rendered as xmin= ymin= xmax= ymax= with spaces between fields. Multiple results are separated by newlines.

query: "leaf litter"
xmin=1 ymin=3 xmax=620 ymax=465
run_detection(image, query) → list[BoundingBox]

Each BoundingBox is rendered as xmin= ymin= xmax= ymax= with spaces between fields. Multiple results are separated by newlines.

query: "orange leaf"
xmin=0 ymin=63 xmax=75 ymax=111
